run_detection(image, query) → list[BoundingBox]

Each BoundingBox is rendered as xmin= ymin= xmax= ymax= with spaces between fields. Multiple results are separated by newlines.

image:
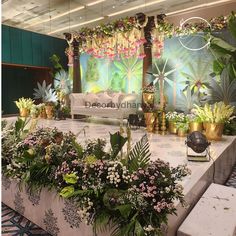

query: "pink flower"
xmin=138 ymin=53 xmax=146 ymax=59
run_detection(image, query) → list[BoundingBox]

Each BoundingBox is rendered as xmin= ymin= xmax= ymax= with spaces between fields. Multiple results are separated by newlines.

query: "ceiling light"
xmin=166 ymin=0 xmax=233 ymax=16
xmin=108 ymin=0 xmax=166 ymax=17
xmin=48 ymin=17 xmax=104 ymax=35
xmin=24 ymin=6 xmax=85 ymax=29
xmin=86 ymin=0 xmax=105 ymax=6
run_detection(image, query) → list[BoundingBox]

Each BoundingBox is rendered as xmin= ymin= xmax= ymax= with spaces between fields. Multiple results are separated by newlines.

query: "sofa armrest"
xmin=69 ymin=93 xmax=85 ymax=107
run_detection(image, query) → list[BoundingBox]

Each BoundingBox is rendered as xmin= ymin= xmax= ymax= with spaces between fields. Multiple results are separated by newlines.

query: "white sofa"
xmin=70 ymin=92 xmax=140 ymax=120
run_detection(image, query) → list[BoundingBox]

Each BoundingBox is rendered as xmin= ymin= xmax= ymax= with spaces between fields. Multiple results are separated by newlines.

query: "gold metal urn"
xmin=144 ymin=112 xmax=155 ymax=132
xmin=205 ymin=123 xmax=224 ymax=141
xmin=143 ymin=92 xmax=154 ymax=105
xmin=189 ymin=122 xmax=203 ymax=133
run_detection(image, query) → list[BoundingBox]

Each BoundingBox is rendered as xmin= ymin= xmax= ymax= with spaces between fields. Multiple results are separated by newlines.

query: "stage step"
xmin=178 ymin=183 xmax=236 ymax=236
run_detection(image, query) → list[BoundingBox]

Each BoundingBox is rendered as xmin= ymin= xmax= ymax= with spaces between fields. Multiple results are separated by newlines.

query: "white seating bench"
xmin=178 ymin=183 xmax=236 ymax=236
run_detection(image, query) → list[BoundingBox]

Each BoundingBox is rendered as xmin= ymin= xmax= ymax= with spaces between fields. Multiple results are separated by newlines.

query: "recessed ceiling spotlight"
xmin=80 ymin=16 xmax=83 ymax=19
xmin=112 ymin=5 xmax=116 ymax=8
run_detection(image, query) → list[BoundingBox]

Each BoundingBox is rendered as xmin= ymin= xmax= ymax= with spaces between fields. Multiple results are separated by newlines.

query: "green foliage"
xmin=228 ymin=11 xmax=236 ymax=39
xmin=63 ymin=173 xmax=78 ymax=184
xmin=193 ymin=102 xmax=234 ymax=123
xmin=113 ymin=56 xmax=142 ymax=93
xmin=15 ymin=97 xmax=34 ymax=110
xmin=127 ymin=134 xmax=151 ymax=172
xmin=2 ymin=124 xmax=191 ymax=236
xmin=60 ymin=186 xmax=75 ymax=198
xmin=86 ymin=57 xmax=99 ymax=82
xmin=177 ymin=87 xmax=199 ymax=113
xmin=110 ymin=72 xmax=125 ymax=92
xmin=181 ymin=58 xmax=211 ymax=94
xmin=33 ymin=80 xmax=57 ymax=103
xmin=50 ymin=54 xmax=63 ymax=71
xmin=207 ymin=68 xmax=236 ymax=105
xmin=110 ymin=132 xmax=128 ymax=159
xmin=54 ymin=69 xmax=72 ymax=95
xmin=224 ymin=117 xmax=236 ymax=135
xmin=209 ymin=12 xmax=236 ymax=79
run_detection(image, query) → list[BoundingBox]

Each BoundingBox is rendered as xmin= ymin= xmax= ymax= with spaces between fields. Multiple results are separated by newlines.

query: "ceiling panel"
xmin=2 ymin=0 xmax=235 ymax=38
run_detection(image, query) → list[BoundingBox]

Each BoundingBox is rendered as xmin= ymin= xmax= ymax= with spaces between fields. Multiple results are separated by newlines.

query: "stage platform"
xmin=2 ymin=117 xmax=236 ymax=236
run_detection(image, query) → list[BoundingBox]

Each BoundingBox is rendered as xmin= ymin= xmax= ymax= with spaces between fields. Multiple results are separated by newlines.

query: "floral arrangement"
xmin=2 ymin=119 xmax=191 ymax=235
xmin=193 ymin=102 xmax=234 ymax=123
xmin=142 ymin=85 xmax=156 ymax=93
xmin=65 ymin=12 xmax=235 ymax=61
xmin=15 ymin=97 xmax=34 ymax=110
xmin=186 ymin=113 xmax=202 ymax=123
xmin=166 ymin=111 xmax=180 ymax=122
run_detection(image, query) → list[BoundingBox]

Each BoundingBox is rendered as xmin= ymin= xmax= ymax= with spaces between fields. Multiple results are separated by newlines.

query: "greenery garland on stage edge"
xmin=2 ymin=118 xmax=190 ymax=236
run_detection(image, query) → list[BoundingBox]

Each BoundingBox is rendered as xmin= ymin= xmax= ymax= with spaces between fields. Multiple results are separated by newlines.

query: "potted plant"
xmin=187 ymin=113 xmax=203 ymax=133
xmin=45 ymin=102 xmax=55 ymax=119
xmin=30 ymin=104 xmax=40 ymax=119
xmin=33 ymin=80 xmax=58 ymax=119
xmin=14 ymin=97 xmax=34 ymax=117
xmin=166 ymin=111 xmax=179 ymax=134
xmin=193 ymin=102 xmax=234 ymax=140
xmin=175 ymin=113 xmax=189 ymax=137
xmin=37 ymin=103 xmax=47 ymax=119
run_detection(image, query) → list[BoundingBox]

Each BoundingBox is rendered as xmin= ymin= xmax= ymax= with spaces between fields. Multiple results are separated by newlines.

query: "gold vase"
xmin=143 ymin=92 xmax=154 ymax=105
xmin=177 ymin=128 xmax=187 ymax=137
xmin=205 ymin=123 xmax=224 ymax=141
xmin=144 ymin=112 xmax=155 ymax=132
xmin=168 ymin=121 xmax=177 ymax=134
xmin=45 ymin=105 xmax=54 ymax=119
xmin=20 ymin=108 xmax=29 ymax=117
xmin=189 ymin=122 xmax=203 ymax=133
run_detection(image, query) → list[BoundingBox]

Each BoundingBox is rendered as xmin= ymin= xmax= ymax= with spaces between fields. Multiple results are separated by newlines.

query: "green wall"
xmin=2 ymin=25 xmax=68 ymax=115
xmin=2 ymin=25 xmax=67 ymax=67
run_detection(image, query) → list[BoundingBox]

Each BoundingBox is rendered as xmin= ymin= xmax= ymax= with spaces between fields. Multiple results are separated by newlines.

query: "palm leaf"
xmin=177 ymin=87 xmax=199 ymax=113
xmin=127 ymin=134 xmax=151 ymax=172
xmin=207 ymin=68 xmax=236 ymax=105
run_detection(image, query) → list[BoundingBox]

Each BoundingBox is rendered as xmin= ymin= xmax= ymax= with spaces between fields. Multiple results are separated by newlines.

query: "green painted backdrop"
xmin=2 ymin=25 xmax=68 ymax=114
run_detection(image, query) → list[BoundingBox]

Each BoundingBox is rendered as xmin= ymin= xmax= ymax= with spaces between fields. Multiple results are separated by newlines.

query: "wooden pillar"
xmin=136 ymin=13 xmax=154 ymax=88
xmin=72 ymin=40 xmax=81 ymax=93
xmin=64 ymin=33 xmax=82 ymax=93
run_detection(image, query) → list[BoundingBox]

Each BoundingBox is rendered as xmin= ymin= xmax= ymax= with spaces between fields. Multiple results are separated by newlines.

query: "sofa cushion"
xmin=97 ymin=92 xmax=112 ymax=106
xmin=84 ymin=93 xmax=99 ymax=107
xmin=111 ymin=92 xmax=125 ymax=106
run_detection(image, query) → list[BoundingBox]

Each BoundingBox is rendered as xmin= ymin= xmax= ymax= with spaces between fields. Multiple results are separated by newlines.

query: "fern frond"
xmin=128 ymin=134 xmax=151 ymax=172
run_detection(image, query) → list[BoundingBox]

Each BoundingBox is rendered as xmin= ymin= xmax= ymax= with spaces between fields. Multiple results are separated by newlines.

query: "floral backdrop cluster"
xmin=2 ymin=118 xmax=190 ymax=235
xmin=65 ymin=12 xmax=235 ymax=61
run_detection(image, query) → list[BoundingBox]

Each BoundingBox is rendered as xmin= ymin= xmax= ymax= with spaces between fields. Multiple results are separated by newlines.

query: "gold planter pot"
xmin=205 ymin=123 xmax=224 ymax=141
xmin=168 ymin=121 xmax=177 ymax=134
xmin=45 ymin=105 xmax=54 ymax=119
xmin=189 ymin=122 xmax=203 ymax=133
xmin=39 ymin=110 xmax=47 ymax=119
xmin=144 ymin=112 xmax=155 ymax=132
xmin=177 ymin=128 xmax=187 ymax=137
xmin=20 ymin=108 xmax=29 ymax=117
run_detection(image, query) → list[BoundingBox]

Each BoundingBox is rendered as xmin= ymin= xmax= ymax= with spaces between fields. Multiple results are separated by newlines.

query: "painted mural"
xmin=69 ymin=34 xmax=216 ymax=109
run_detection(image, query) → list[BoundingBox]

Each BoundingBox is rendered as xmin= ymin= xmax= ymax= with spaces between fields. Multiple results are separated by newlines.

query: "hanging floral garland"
xmin=66 ymin=12 xmax=235 ymax=60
